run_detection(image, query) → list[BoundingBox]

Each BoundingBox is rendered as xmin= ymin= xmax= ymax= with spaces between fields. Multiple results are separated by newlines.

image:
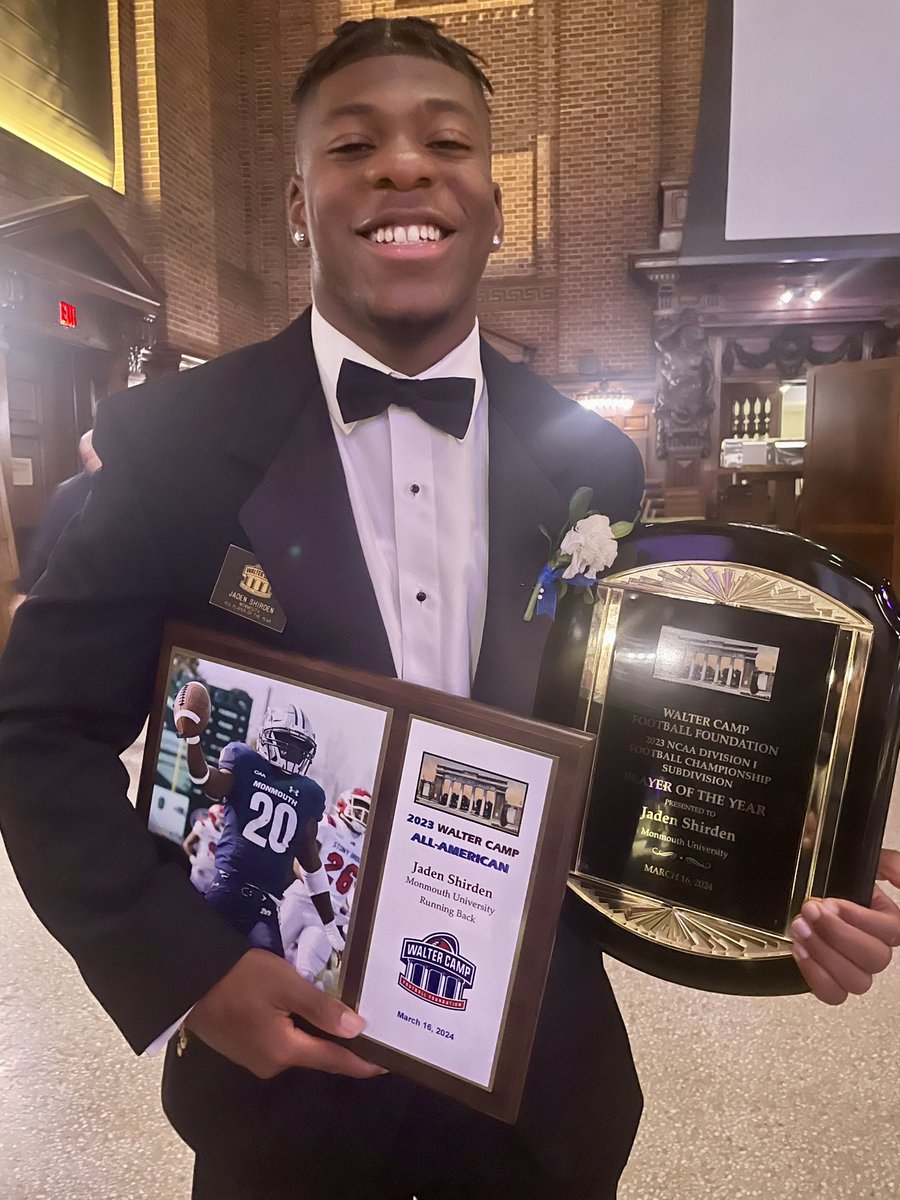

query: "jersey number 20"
xmin=243 ymin=792 xmax=298 ymax=853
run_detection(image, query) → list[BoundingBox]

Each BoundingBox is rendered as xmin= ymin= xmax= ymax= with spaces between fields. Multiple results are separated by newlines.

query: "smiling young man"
xmin=0 ymin=17 xmax=897 ymax=1200
xmin=289 ymin=49 xmax=502 ymax=376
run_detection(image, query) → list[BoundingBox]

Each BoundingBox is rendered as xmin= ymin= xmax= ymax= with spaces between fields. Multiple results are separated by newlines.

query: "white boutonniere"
xmin=524 ymin=487 xmax=634 ymax=621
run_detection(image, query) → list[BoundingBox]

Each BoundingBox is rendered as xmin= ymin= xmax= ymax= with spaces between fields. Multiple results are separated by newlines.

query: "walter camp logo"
xmin=398 ymin=932 xmax=476 ymax=1010
xmin=240 ymin=563 xmax=273 ymax=598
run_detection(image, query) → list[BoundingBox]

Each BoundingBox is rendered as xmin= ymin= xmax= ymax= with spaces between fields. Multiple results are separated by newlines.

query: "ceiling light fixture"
xmin=779 ymin=284 xmax=824 ymax=306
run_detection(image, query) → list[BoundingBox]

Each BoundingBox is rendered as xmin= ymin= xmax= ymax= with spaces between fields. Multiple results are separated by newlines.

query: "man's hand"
xmin=184 ymin=948 xmax=385 ymax=1080
xmin=791 ymin=848 xmax=900 ymax=1004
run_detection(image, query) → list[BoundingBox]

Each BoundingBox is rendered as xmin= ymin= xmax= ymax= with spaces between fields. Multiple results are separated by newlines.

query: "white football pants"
xmin=279 ymin=886 xmax=331 ymax=981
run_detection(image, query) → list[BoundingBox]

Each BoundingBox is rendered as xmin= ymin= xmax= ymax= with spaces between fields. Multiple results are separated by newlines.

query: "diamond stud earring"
xmin=292 ymin=230 xmax=306 ymax=245
xmin=492 ymin=234 xmax=502 ymax=247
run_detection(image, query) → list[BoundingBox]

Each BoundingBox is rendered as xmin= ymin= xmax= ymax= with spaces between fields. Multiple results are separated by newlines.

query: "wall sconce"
xmin=576 ymin=384 xmax=635 ymax=415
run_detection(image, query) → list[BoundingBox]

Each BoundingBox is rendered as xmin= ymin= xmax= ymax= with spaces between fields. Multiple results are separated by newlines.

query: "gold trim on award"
xmin=568 ymin=562 xmax=872 ymax=965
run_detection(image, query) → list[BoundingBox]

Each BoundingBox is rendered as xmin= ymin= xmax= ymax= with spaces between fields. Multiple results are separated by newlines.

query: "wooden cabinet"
xmin=602 ymin=405 xmax=652 ymax=476
xmin=800 ymin=359 xmax=900 ymax=586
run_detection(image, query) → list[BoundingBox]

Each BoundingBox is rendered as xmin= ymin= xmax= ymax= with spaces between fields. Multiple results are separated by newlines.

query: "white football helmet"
xmin=207 ymin=804 xmax=225 ymax=832
xmin=337 ymin=787 xmax=371 ymax=835
xmin=257 ymin=703 xmax=316 ymax=775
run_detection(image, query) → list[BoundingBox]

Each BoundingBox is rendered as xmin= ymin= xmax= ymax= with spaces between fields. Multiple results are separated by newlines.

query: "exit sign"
xmin=59 ymin=301 xmax=77 ymax=328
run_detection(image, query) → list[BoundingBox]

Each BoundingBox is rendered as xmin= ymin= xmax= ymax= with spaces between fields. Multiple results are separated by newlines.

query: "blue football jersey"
xmin=213 ymin=742 xmax=326 ymax=898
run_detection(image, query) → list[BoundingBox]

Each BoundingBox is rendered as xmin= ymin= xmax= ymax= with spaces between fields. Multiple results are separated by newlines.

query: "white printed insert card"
xmin=357 ymin=718 xmax=554 ymax=1090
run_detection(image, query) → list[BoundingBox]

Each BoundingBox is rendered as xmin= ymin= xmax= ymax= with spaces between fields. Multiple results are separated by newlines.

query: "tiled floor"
xmin=0 ymin=737 xmax=192 ymax=1200
xmin=614 ymin=800 xmax=900 ymax=1199
xmin=0 ymin=738 xmax=897 ymax=1199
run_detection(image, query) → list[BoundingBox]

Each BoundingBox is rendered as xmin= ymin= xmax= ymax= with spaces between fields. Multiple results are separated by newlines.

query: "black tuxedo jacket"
xmin=0 ymin=311 xmax=644 ymax=1185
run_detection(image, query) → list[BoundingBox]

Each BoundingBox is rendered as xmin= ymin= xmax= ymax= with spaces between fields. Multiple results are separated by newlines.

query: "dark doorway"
xmin=6 ymin=333 xmax=106 ymax=567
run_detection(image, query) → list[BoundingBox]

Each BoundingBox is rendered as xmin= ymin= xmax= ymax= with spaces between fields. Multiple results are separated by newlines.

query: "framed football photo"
xmin=138 ymin=622 xmax=595 ymax=1122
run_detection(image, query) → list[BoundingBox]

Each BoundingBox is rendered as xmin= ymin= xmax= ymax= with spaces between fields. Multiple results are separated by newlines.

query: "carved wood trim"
xmin=722 ymin=329 xmax=863 ymax=377
xmin=653 ymin=310 xmax=715 ymax=460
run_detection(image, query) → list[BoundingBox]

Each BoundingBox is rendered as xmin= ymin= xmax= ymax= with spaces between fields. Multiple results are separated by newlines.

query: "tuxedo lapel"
xmin=229 ymin=314 xmax=395 ymax=677
xmin=472 ymin=346 xmax=569 ymax=716
xmin=225 ymin=318 xmax=568 ymax=705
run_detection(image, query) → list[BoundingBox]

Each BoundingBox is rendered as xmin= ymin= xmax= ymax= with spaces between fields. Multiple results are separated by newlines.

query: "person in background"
xmin=10 ymin=429 xmax=101 ymax=610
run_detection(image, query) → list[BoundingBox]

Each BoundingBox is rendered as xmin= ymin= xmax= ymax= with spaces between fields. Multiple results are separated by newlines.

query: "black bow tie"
xmin=336 ymin=359 xmax=476 ymax=440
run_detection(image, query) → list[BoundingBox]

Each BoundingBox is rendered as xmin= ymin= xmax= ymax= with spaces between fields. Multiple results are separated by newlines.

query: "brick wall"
xmin=557 ymin=0 xmax=662 ymax=378
xmin=281 ymin=0 xmax=328 ymax=321
xmin=0 ymin=0 xmax=294 ymax=360
xmin=308 ymin=1 xmax=705 ymax=382
xmin=208 ymin=1 xmax=263 ymax=351
xmin=0 ymin=0 xmax=144 ymax=247
xmin=0 ymin=0 xmax=707 ymax=373
xmin=661 ymin=0 xmax=706 ymax=181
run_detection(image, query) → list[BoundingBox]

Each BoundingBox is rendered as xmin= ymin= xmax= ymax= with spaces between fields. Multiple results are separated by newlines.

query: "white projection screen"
xmin=726 ymin=0 xmax=900 ymax=242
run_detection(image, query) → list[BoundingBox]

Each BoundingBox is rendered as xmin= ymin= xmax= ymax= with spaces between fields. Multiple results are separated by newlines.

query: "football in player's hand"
xmin=174 ymin=681 xmax=211 ymax=738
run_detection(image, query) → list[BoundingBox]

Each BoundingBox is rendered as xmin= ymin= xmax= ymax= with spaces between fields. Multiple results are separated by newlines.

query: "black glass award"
xmin=535 ymin=523 xmax=900 ymax=995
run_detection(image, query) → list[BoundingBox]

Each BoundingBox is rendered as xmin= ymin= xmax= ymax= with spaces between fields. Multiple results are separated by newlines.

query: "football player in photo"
xmin=182 ymin=802 xmax=225 ymax=895
xmin=173 ymin=683 xmax=345 ymax=960
xmin=280 ymin=787 xmax=371 ymax=983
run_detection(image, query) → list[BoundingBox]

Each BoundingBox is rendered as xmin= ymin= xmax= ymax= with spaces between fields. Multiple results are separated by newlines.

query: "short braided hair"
xmin=291 ymin=17 xmax=493 ymax=116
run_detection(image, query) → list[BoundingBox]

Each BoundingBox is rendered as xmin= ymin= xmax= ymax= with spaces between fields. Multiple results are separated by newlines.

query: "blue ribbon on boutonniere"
xmin=533 ymin=564 xmax=599 ymax=620
xmin=524 ymin=487 xmax=636 ymax=622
